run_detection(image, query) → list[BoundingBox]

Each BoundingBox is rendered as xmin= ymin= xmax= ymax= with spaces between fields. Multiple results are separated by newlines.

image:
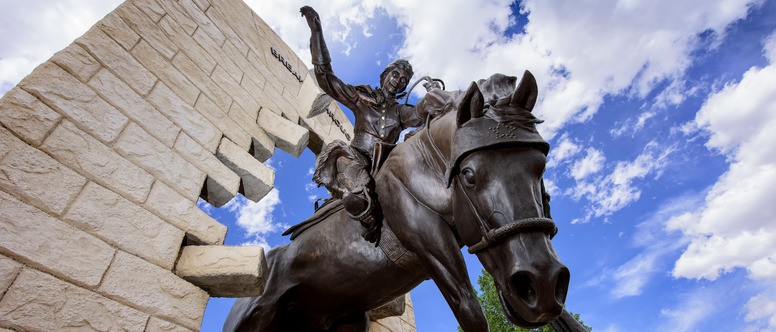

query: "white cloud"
xmin=745 ymin=292 xmax=776 ymax=330
xmin=242 ymin=0 xmax=760 ymax=139
xmin=547 ymin=134 xmax=581 ymax=168
xmin=658 ymin=286 xmax=717 ymax=332
xmin=669 ymin=32 xmax=776 ymax=282
xmin=568 ymin=141 xmax=672 ymax=217
xmin=598 ymin=193 xmax=698 ymax=298
xmin=610 ymin=111 xmax=657 ymax=138
xmin=0 ymin=0 xmax=123 ymax=95
xmin=569 ymin=147 xmax=605 ymax=180
xmin=226 ymin=189 xmax=286 ymax=250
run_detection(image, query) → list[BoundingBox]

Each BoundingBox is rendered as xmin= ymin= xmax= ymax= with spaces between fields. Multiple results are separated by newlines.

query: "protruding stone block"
xmin=174 ymin=132 xmax=239 ymax=207
xmin=0 ymin=190 xmax=114 ymax=289
xmin=258 ymin=109 xmax=309 ymax=158
xmin=174 ymin=245 xmax=268 ymax=297
xmin=216 ymin=137 xmax=274 ymax=202
xmin=297 ymin=69 xmax=334 ymax=118
xmin=145 ymin=317 xmax=193 ymax=332
xmin=99 ymin=251 xmax=209 ymax=331
xmin=0 ymin=254 xmax=21 ymax=295
xmin=144 ymin=181 xmax=227 ymax=245
xmin=369 ymin=295 xmax=406 ymax=321
xmin=0 ymin=269 xmax=149 ymax=332
xmin=63 ymin=182 xmax=184 ymax=269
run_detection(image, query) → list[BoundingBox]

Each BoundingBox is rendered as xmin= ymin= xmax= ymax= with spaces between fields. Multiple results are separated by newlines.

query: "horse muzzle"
xmin=498 ymin=259 xmax=569 ymax=328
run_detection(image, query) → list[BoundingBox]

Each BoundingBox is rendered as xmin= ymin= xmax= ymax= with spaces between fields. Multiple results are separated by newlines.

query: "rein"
xmin=456 ymin=172 xmax=557 ymax=255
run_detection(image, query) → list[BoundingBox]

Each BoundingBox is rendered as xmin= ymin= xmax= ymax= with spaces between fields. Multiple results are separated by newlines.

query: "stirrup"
xmin=347 ymin=192 xmax=374 ymax=224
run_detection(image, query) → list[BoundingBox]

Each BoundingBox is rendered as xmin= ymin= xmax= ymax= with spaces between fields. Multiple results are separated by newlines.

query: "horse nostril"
xmin=555 ymin=266 xmax=570 ymax=304
xmin=511 ymin=271 xmax=536 ymax=306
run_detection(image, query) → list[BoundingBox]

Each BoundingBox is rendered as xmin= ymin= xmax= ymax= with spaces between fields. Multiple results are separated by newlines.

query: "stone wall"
xmin=0 ymin=0 xmax=414 ymax=330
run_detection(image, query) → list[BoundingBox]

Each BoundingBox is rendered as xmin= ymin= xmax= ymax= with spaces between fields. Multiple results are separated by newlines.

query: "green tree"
xmin=458 ymin=269 xmax=591 ymax=332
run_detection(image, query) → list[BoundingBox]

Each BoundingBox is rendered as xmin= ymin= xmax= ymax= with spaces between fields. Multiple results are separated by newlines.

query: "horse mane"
xmin=477 ymin=73 xmax=544 ymax=132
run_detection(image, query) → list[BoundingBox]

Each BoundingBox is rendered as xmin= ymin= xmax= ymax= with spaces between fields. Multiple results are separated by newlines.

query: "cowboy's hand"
xmin=300 ymin=6 xmax=321 ymax=32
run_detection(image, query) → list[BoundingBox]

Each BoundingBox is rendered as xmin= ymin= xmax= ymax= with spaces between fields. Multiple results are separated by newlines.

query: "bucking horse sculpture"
xmin=224 ymin=71 xmax=588 ymax=331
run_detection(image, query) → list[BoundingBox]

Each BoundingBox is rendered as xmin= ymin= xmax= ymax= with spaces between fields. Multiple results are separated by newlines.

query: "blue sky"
xmin=3 ymin=0 xmax=776 ymax=331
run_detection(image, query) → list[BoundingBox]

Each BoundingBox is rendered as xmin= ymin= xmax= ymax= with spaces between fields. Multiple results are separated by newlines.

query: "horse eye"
xmin=462 ymin=168 xmax=476 ymax=187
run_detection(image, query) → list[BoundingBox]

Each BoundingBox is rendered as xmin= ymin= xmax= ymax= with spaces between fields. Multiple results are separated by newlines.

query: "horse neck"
xmin=408 ymin=112 xmax=456 ymax=181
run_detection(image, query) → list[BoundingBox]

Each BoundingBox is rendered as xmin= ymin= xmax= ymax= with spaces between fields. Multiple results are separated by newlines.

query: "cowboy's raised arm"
xmin=301 ymin=6 xmax=359 ymax=111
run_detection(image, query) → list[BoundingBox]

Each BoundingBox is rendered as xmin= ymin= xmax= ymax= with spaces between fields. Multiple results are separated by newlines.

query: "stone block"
xmin=114 ymin=122 xmax=205 ymax=202
xmin=145 ymin=317 xmax=193 ymax=332
xmin=144 ymin=181 xmax=226 ymax=245
xmin=222 ymin=39 xmax=265 ymax=90
xmin=88 ymin=68 xmax=180 ymax=148
xmin=174 ymin=245 xmax=268 ymax=297
xmin=0 ymin=269 xmax=148 ymax=332
xmin=297 ymin=70 xmax=334 ymax=118
xmin=180 ymin=0 xmax=227 ymax=47
xmin=193 ymin=94 xmax=252 ymax=151
xmin=41 ymin=120 xmax=154 ymax=204
xmin=0 ymin=127 xmax=87 ymax=216
xmin=372 ymin=317 xmax=406 ymax=332
xmin=251 ymin=131 xmax=275 ymax=163
xmin=97 ymin=12 xmax=140 ymax=50
xmin=174 ymin=132 xmax=239 ymax=207
xmin=192 ymin=0 xmax=210 ymax=11
xmin=76 ymin=26 xmax=157 ymax=96
xmin=228 ymin=101 xmax=260 ymax=138
xmin=132 ymin=0 xmax=166 ymax=23
xmin=192 ymin=29 xmax=242 ymax=82
xmin=211 ymin=0 xmax=267 ymax=58
xmin=0 ymin=254 xmax=21 ymax=295
xmin=158 ymin=15 xmax=217 ymax=75
xmin=205 ymin=5 xmax=249 ymax=56
xmin=152 ymin=0 xmax=197 ymax=35
xmin=63 ymin=182 xmax=184 ymax=269
xmin=49 ymin=44 xmax=101 ymax=82
xmin=0 ymin=86 xmax=61 ymax=146
xmin=211 ymin=64 xmax=259 ymax=113
xmin=0 ymin=190 xmax=114 ymax=288
xmin=20 ymin=62 xmax=128 ymax=144
xmin=369 ymin=295 xmax=406 ymax=321
xmin=115 ymin=1 xmax=177 ymax=60
xmin=216 ymin=137 xmax=274 ymax=202
xmin=258 ymin=109 xmax=309 ymax=158
xmin=132 ymin=40 xmax=199 ymax=106
xmin=99 ymin=251 xmax=209 ymax=330
xmin=172 ymin=51 xmax=232 ymax=112
xmin=147 ymin=81 xmax=221 ymax=151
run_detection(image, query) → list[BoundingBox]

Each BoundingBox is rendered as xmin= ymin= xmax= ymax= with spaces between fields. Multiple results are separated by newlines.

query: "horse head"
xmin=448 ymin=71 xmax=569 ymax=328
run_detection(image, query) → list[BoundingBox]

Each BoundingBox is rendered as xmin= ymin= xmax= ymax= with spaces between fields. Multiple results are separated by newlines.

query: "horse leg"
xmin=388 ymin=205 xmax=488 ymax=331
xmin=329 ymin=312 xmax=370 ymax=332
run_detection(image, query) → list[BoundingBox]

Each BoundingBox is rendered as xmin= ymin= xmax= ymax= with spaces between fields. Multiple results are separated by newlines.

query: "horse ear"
xmin=457 ymin=82 xmax=485 ymax=127
xmin=510 ymin=70 xmax=538 ymax=111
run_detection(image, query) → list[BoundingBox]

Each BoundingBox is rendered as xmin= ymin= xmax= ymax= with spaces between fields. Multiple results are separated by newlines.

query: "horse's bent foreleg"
xmin=384 ymin=196 xmax=488 ymax=331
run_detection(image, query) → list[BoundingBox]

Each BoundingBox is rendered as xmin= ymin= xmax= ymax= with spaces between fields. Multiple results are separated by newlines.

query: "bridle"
xmin=455 ymin=175 xmax=557 ymax=254
xmin=455 ymin=161 xmax=558 ymax=254
xmin=422 ymin=109 xmax=557 ymax=254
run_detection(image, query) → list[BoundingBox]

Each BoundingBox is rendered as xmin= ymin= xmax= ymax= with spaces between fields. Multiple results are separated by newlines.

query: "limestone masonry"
xmin=0 ymin=0 xmax=414 ymax=330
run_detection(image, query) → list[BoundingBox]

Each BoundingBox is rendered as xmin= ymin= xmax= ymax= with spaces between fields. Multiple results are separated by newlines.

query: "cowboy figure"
xmin=301 ymin=6 xmax=428 ymax=243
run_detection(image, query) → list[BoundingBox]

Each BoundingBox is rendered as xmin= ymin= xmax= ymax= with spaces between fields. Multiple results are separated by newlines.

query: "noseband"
xmin=456 ymin=175 xmax=557 ymax=254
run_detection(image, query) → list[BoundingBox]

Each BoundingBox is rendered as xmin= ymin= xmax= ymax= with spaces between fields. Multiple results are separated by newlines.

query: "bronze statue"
xmin=301 ymin=6 xmax=428 ymax=243
xmin=224 ymin=67 xmax=588 ymax=330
